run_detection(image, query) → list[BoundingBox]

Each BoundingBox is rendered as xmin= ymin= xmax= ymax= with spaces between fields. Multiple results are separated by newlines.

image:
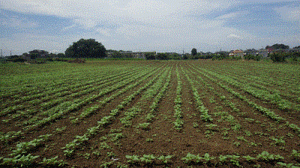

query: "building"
xmin=229 ymin=50 xmax=244 ymax=58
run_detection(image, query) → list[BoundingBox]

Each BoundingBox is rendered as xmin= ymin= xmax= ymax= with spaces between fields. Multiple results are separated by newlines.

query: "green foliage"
xmin=182 ymin=153 xmax=215 ymax=165
xmin=7 ymin=56 xmax=26 ymax=62
xmin=11 ymin=134 xmax=52 ymax=156
xmin=270 ymin=53 xmax=286 ymax=62
xmin=156 ymin=53 xmax=168 ymax=60
xmin=244 ymin=54 xmax=263 ymax=61
xmin=126 ymin=155 xmax=140 ymax=164
xmin=2 ymin=154 xmax=39 ymax=167
xmin=242 ymin=155 xmax=256 ymax=162
xmin=140 ymin=154 xmax=156 ymax=164
xmin=126 ymin=154 xmax=172 ymax=165
xmin=0 ymin=131 xmax=22 ymax=143
xmin=138 ymin=123 xmax=151 ymax=130
xmin=219 ymin=155 xmax=240 ymax=166
xmin=266 ymin=44 xmax=289 ymax=50
xmin=40 ymin=156 xmax=67 ymax=167
xmin=191 ymin=48 xmax=197 ymax=56
xmin=291 ymin=150 xmax=300 ymax=161
xmin=145 ymin=52 xmax=156 ymax=60
xmin=270 ymin=136 xmax=285 ymax=146
xmin=65 ymin=38 xmax=106 ymax=58
xmin=277 ymin=162 xmax=299 ymax=168
xmin=158 ymin=155 xmax=172 ymax=164
xmin=256 ymin=151 xmax=284 ymax=161
xmin=206 ymin=124 xmax=218 ymax=130
xmin=174 ymin=118 xmax=184 ymax=130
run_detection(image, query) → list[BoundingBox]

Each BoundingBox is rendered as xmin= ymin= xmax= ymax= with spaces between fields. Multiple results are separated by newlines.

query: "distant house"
xmin=229 ymin=50 xmax=244 ymax=58
xmin=257 ymin=49 xmax=268 ymax=58
xmin=132 ymin=52 xmax=146 ymax=59
xmin=244 ymin=49 xmax=268 ymax=58
xmin=106 ymin=51 xmax=146 ymax=59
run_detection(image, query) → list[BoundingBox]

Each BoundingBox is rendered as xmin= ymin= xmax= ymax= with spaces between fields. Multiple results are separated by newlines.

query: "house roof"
xmin=232 ymin=50 xmax=243 ymax=53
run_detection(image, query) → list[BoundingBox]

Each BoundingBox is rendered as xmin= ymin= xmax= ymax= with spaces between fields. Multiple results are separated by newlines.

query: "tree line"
xmin=2 ymin=39 xmax=299 ymax=63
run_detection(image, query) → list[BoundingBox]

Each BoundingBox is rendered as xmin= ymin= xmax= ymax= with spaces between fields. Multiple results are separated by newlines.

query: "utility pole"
xmin=1 ymin=49 xmax=2 ymax=57
xmin=10 ymin=50 xmax=12 ymax=56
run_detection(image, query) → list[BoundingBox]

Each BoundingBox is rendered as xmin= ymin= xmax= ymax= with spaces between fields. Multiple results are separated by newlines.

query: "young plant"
xmin=158 ymin=155 xmax=172 ymax=164
xmin=2 ymin=154 xmax=39 ymax=167
xmin=256 ymin=151 xmax=284 ymax=161
xmin=40 ymin=156 xmax=67 ymax=167
xmin=138 ymin=123 xmax=150 ymax=130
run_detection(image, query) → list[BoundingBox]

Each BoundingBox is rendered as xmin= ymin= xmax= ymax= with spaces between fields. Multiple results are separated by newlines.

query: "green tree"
xmin=169 ymin=53 xmax=181 ymax=60
xmin=266 ymin=44 xmax=289 ymax=50
xmin=145 ymin=52 xmax=156 ymax=60
xmin=156 ymin=53 xmax=168 ymax=60
xmin=191 ymin=48 xmax=197 ymax=57
xmin=28 ymin=49 xmax=49 ymax=59
xmin=183 ymin=54 xmax=189 ymax=60
xmin=57 ymin=53 xmax=65 ymax=58
xmin=111 ymin=51 xmax=122 ymax=58
xmin=65 ymin=39 xmax=106 ymax=58
xmin=270 ymin=52 xmax=286 ymax=62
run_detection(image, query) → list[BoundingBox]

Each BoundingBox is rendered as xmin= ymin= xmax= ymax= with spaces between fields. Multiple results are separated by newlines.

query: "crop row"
xmin=22 ymin=65 xmax=159 ymax=123
xmin=198 ymin=66 xmax=296 ymax=111
xmin=181 ymin=66 xmax=213 ymax=122
xmin=173 ymin=65 xmax=184 ymax=130
xmin=0 ymin=66 xmax=163 ymax=143
xmin=1 ymin=65 xmax=147 ymax=115
xmin=190 ymin=65 xmax=300 ymax=136
xmin=61 ymin=66 xmax=167 ymax=157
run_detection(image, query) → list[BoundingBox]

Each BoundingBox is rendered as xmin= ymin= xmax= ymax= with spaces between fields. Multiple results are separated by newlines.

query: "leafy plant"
xmin=182 ymin=153 xmax=215 ymax=165
xmin=182 ymin=153 xmax=201 ymax=164
xmin=158 ymin=155 xmax=172 ymax=164
xmin=291 ymin=150 xmax=300 ymax=161
xmin=243 ymin=155 xmax=256 ymax=162
xmin=256 ymin=151 xmax=284 ymax=161
xmin=126 ymin=155 xmax=140 ymax=165
xmin=218 ymin=155 xmax=240 ymax=166
xmin=270 ymin=136 xmax=285 ymax=146
xmin=140 ymin=154 xmax=156 ymax=164
xmin=138 ymin=123 xmax=150 ymax=130
xmin=2 ymin=154 xmax=39 ymax=167
xmin=40 ymin=156 xmax=67 ymax=167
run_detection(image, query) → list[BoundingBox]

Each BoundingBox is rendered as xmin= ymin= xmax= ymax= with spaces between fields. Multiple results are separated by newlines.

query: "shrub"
xmin=7 ymin=57 xmax=26 ymax=62
xmin=244 ymin=54 xmax=262 ymax=61
xmin=270 ymin=53 xmax=286 ymax=62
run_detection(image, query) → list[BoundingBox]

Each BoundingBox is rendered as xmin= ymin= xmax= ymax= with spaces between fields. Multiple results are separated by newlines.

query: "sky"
xmin=0 ymin=0 xmax=299 ymax=55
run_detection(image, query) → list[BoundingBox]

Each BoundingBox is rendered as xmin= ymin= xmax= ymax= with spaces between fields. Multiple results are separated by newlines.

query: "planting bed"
xmin=0 ymin=60 xmax=300 ymax=167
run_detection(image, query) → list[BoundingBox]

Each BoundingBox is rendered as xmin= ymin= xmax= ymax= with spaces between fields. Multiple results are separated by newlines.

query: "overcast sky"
xmin=0 ymin=0 xmax=299 ymax=55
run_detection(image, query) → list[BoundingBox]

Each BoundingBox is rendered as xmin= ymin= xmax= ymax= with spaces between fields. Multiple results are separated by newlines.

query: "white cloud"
xmin=228 ymin=34 xmax=243 ymax=39
xmin=0 ymin=0 xmax=237 ymax=28
xmin=216 ymin=11 xmax=248 ymax=20
xmin=0 ymin=15 xmax=37 ymax=28
xmin=275 ymin=6 xmax=300 ymax=22
xmin=238 ymin=0 xmax=296 ymax=4
xmin=95 ymin=28 xmax=111 ymax=37
xmin=0 ymin=0 xmax=299 ymax=54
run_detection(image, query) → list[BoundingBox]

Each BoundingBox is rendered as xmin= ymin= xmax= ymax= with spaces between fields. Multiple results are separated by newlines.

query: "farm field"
xmin=1 ymin=60 xmax=300 ymax=167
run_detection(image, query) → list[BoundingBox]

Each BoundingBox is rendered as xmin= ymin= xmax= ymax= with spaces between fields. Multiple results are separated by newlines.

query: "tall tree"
xmin=65 ymin=39 xmax=106 ymax=58
xmin=145 ymin=52 xmax=156 ymax=60
xmin=191 ymin=48 xmax=197 ymax=56
xmin=266 ymin=44 xmax=289 ymax=50
xmin=156 ymin=53 xmax=168 ymax=60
